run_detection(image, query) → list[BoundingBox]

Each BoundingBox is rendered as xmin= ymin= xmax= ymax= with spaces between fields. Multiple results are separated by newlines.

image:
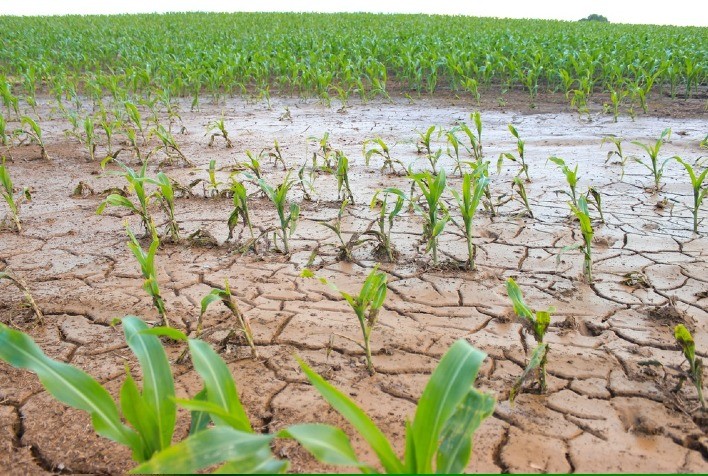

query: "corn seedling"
xmin=317 ymin=200 xmax=365 ymax=262
xmin=673 ymin=156 xmax=707 ymax=233
xmin=363 ymin=137 xmax=405 ymax=175
xmin=585 ymin=187 xmax=604 ymax=223
xmin=149 ymin=124 xmax=194 ymax=167
xmin=124 ymin=101 xmax=146 ymax=145
xmin=196 ymin=159 xmax=223 ymax=197
xmin=227 ymin=180 xmax=253 ymax=241
xmin=99 ymin=109 xmax=119 ymax=157
xmin=295 ymin=338 xmax=495 ymax=473
xmin=258 ymin=172 xmax=300 ymax=254
xmin=445 ymin=129 xmax=464 ymax=175
xmin=497 ymin=124 xmax=529 ymax=181
xmin=147 ymin=172 xmax=181 ymax=241
xmin=199 ymin=279 xmax=258 ymax=358
xmin=602 ymin=135 xmax=629 ymax=180
xmin=309 ymin=132 xmax=335 ymax=171
xmin=0 ymin=77 xmax=19 ymax=118
xmin=267 ymin=139 xmax=287 ymax=170
xmin=674 ymin=324 xmax=705 ymax=409
xmin=0 ymin=112 xmax=8 ymax=146
xmin=506 ymin=278 xmax=553 ymax=401
xmin=366 ymin=188 xmax=406 ymax=262
xmin=97 ymin=160 xmax=153 ymax=235
xmin=335 ymin=151 xmax=354 ymax=203
xmin=411 ymin=169 xmax=449 ymax=265
xmin=301 ymin=266 xmax=387 ymax=375
xmin=126 ymin=226 xmax=169 ymax=326
xmin=631 ymin=128 xmax=672 ymax=190
xmin=0 ymin=159 xmax=31 ymax=232
xmin=298 ymin=158 xmax=319 ymax=202
xmin=548 ymin=156 xmax=580 ymax=206
xmin=511 ymin=177 xmax=534 ymax=218
xmin=456 ymin=111 xmax=484 ymax=162
xmin=416 ymin=125 xmax=442 ymax=171
xmin=240 ymin=150 xmax=263 ymax=179
xmin=16 ymin=116 xmax=49 ymax=160
xmin=450 ymin=172 xmax=488 ymax=270
xmin=206 ymin=115 xmax=233 ymax=148
xmin=83 ymin=115 xmax=97 ymax=161
xmin=560 ymin=196 xmax=595 ymax=282
xmin=0 ymin=269 xmax=43 ymax=323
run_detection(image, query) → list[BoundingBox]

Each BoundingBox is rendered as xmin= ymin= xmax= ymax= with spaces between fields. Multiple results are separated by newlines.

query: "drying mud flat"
xmin=1 ymin=94 xmax=707 ymax=473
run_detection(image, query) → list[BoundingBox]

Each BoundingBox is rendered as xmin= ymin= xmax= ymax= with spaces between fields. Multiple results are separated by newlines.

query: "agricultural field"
xmin=0 ymin=11 xmax=707 ymax=474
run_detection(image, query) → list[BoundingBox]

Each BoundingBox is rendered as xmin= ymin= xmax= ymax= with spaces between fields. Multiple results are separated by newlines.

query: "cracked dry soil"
xmin=0 ymin=94 xmax=707 ymax=473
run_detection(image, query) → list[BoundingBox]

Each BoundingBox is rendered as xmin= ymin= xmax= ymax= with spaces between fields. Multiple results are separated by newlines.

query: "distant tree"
xmin=580 ymin=14 xmax=609 ymax=22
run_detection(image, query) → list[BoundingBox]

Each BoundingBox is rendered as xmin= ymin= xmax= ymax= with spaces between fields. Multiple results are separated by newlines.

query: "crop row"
xmin=0 ymin=12 xmax=706 ymax=115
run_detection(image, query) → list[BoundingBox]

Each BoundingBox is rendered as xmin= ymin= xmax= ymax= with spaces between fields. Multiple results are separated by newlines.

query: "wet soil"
xmin=0 ymin=92 xmax=707 ymax=473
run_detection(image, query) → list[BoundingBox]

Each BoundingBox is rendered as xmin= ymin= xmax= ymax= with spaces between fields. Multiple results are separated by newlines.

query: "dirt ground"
xmin=1 ymin=91 xmax=707 ymax=473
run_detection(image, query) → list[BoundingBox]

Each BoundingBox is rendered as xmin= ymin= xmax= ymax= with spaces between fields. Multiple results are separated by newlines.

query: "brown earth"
xmin=0 ymin=92 xmax=707 ymax=473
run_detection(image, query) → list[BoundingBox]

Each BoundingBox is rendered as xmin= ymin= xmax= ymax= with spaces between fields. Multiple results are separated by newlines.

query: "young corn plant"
xmin=206 ymin=115 xmax=233 ymax=148
xmin=363 ymin=137 xmax=406 ymax=175
xmin=560 ymin=196 xmax=595 ymax=282
xmin=335 ymin=151 xmax=354 ymax=203
xmin=0 ymin=269 xmax=43 ymax=323
xmin=366 ymin=188 xmax=407 ymax=262
xmin=258 ymin=172 xmax=300 ymax=254
xmin=147 ymin=172 xmax=181 ymax=242
xmin=240 ymin=150 xmax=263 ymax=179
xmin=317 ymin=200 xmax=366 ymax=262
xmin=411 ymin=169 xmax=449 ymax=265
xmin=585 ymin=187 xmax=604 ymax=223
xmin=227 ymin=180 xmax=253 ymax=242
xmin=309 ymin=132 xmax=335 ymax=171
xmin=298 ymin=157 xmax=319 ymax=202
xmin=506 ymin=278 xmax=553 ymax=402
xmin=295 ymin=338 xmax=495 ymax=473
xmin=301 ymin=266 xmax=387 ymax=375
xmin=97 ymin=160 xmax=153 ymax=235
xmin=673 ymin=157 xmax=707 ymax=233
xmin=83 ymin=115 xmax=98 ymax=161
xmin=125 ymin=101 xmax=147 ymax=145
xmin=16 ymin=116 xmax=49 ymax=160
xmin=0 ymin=77 xmax=19 ymax=118
xmin=602 ymin=136 xmax=629 ymax=179
xmin=267 ymin=139 xmax=287 ymax=170
xmin=511 ymin=177 xmax=534 ymax=218
xmin=457 ymin=111 xmax=484 ymax=162
xmin=632 ymin=128 xmax=672 ymax=190
xmin=0 ymin=112 xmax=8 ymax=146
xmin=126 ymin=226 xmax=169 ymax=327
xmin=149 ymin=124 xmax=194 ymax=167
xmin=199 ymin=279 xmax=258 ymax=358
xmin=416 ymin=125 xmax=442 ymax=171
xmin=1 ymin=159 xmax=31 ymax=232
xmin=450 ymin=172 xmax=488 ymax=270
xmin=548 ymin=156 xmax=580 ymax=207
xmin=674 ymin=324 xmax=705 ymax=409
xmin=498 ymin=124 xmax=529 ymax=181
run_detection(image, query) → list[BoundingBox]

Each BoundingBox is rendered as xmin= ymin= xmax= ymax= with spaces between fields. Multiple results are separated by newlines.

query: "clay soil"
xmin=1 ymin=92 xmax=707 ymax=473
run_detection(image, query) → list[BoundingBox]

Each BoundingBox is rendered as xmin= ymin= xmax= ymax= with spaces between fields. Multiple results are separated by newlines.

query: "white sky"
xmin=0 ymin=0 xmax=705 ymax=27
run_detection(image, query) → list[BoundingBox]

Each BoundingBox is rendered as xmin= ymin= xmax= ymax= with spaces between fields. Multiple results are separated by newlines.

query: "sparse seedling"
xmin=560 ymin=196 xmax=595 ymax=282
xmin=199 ymin=279 xmax=258 ymax=358
xmin=674 ymin=324 xmax=705 ymax=409
xmin=632 ymin=128 xmax=672 ymax=190
xmin=16 ymin=116 xmax=49 ymax=160
xmin=416 ymin=125 xmax=442 ymax=171
xmin=335 ymin=151 xmax=354 ymax=203
xmin=363 ymin=137 xmax=405 ymax=175
xmin=673 ymin=156 xmax=707 ymax=233
xmin=149 ymin=124 xmax=194 ymax=167
xmin=411 ymin=169 xmax=449 ymax=265
xmin=125 ymin=101 xmax=147 ymax=145
xmin=367 ymin=188 xmax=406 ymax=262
xmin=0 ymin=159 xmax=31 ymax=232
xmin=0 ymin=269 xmax=43 ymax=323
xmin=301 ymin=266 xmax=387 ymax=375
xmin=602 ymin=135 xmax=629 ymax=179
xmin=240 ymin=150 xmax=263 ymax=179
xmin=548 ymin=156 xmax=580 ymax=206
xmin=512 ymin=177 xmax=534 ymax=218
xmin=585 ymin=186 xmax=604 ymax=223
xmin=126 ymin=226 xmax=169 ymax=327
xmin=267 ymin=139 xmax=287 ymax=170
xmin=227 ymin=180 xmax=253 ymax=241
xmin=258 ymin=172 xmax=300 ymax=254
xmin=498 ymin=124 xmax=529 ymax=181
xmin=97 ymin=160 xmax=153 ymax=235
xmin=506 ymin=278 xmax=554 ymax=401
xmin=148 ymin=172 xmax=181 ymax=241
xmin=318 ymin=200 xmax=365 ymax=261
xmin=450 ymin=172 xmax=488 ymax=269
xmin=206 ymin=115 xmax=233 ymax=148
xmin=0 ymin=112 xmax=8 ymax=146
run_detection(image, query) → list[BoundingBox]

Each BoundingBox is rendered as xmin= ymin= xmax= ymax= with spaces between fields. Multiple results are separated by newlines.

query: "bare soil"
xmin=1 ymin=92 xmax=707 ymax=473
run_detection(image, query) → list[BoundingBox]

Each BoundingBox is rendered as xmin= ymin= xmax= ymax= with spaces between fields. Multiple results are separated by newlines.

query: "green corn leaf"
xmin=175 ymin=398 xmax=253 ymax=430
xmin=436 ymin=388 xmax=495 ymax=474
xmin=408 ymin=339 xmax=487 ymax=473
xmin=510 ymin=343 xmax=548 ymax=403
xmin=188 ymin=388 xmax=210 ymax=435
xmin=200 ymin=290 xmax=224 ymax=316
xmin=122 ymin=316 xmax=176 ymax=452
xmin=280 ymin=423 xmax=369 ymax=469
xmin=138 ymin=327 xmax=188 ymax=341
xmin=130 ymin=427 xmax=275 ymax=474
xmin=0 ymin=323 xmax=139 ymax=451
xmin=505 ymin=278 xmax=534 ymax=320
xmin=214 ymin=448 xmax=288 ymax=474
xmin=100 ymin=194 xmax=139 ymax=214
xmin=674 ymin=324 xmax=695 ymax=363
xmin=188 ymin=339 xmax=252 ymax=431
xmin=296 ymin=356 xmax=404 ymax=473
xmin=120 ymin=367 xmax=159 ymax=461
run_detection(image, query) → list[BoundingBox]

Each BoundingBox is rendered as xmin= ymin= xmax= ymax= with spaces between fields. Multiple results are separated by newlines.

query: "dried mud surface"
xmin=1 ymin=93 xmax=707 ymax=473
